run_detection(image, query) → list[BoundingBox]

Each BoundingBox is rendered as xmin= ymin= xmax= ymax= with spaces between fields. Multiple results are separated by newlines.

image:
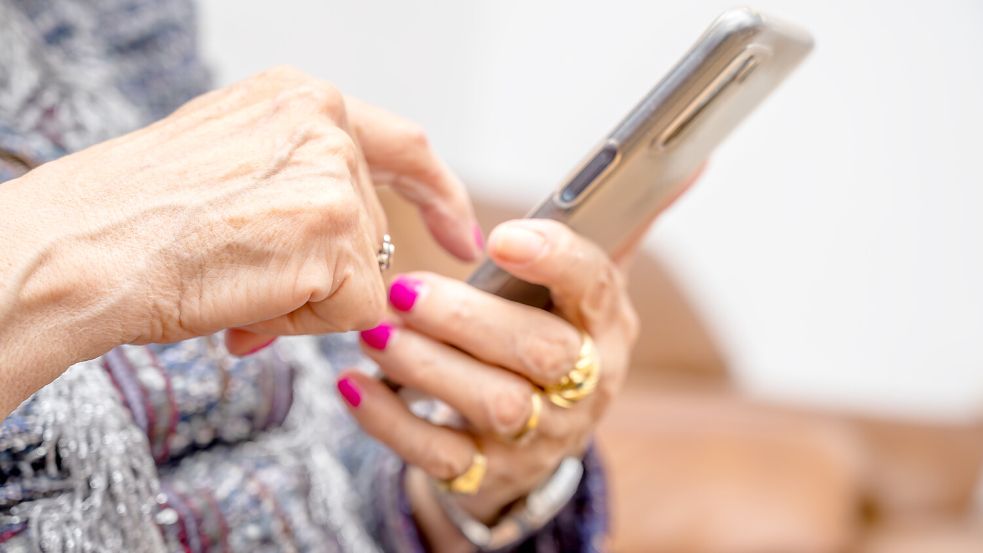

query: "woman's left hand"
xmin=337 ymin=218 xmax=641 ymax=547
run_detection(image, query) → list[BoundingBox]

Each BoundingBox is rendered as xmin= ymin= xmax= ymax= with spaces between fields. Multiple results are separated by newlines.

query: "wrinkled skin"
xmin=0 ymin=66 xmax=480 ymax=416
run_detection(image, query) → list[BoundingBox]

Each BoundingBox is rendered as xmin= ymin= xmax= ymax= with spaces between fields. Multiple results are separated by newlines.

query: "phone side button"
xmin=558 ymin=143 xmax=619 ymax=205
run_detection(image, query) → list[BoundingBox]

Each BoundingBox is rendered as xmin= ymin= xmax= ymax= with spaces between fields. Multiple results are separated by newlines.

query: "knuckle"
xmin=304 ymin=125 xmax=360 ymax=179
xmin=320 ymin=266 xmax=385 ymax=331
xmin=535 ymin=219 xmax=573 ymax=245
xmin=424 ymin=446 xmax=470 ymax=481
xmin=516 ymin=326 xmax=580 ymax=382
xmin=269 ymin=79 xmax=347 ymax=124
xmin=294 ymin=183 xmax=360 ymax=235
xmin=486 ymin=385 xmax=530 ymax=436
xmin=580 ymin=261 xmax=622 ymax=318
xmin=256 ymin=65 xmax=312 ymax=96
xmin=294 ymin=84 xmax=333 ymax=107
xmin=294 ymin=267 xmax=334 ymax=305
xmin=329 ymin=131 xmax=361 ymax=173
xmin=394 ymin=335 xmax=437 ymax=383
xmin=315 ymin=83 xmax=347 ymax=118
xmin=288 ymin=83 xmax=345 ymax=116
xmin=443 ymin=288 xmax=476 ymax=328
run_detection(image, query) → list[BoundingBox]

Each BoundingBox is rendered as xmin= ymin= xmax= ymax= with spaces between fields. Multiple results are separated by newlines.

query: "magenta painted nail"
xmin=337 ymin=377 xmax=362 ymax=408
xmin=360 ymin=323 xmax=394 ymax=350
xmin=246 ymin=338 xmax=276 ymax=355
xmin=473 ymin=223 xmax=485 ymax=252
xmin=389 ymin=277 xmax=423 ymax=312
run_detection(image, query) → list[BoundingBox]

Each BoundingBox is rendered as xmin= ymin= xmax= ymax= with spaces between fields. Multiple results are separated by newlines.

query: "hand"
xmin=337 ymin=219 xmax=641 ymax=550
xmin=0 ymin=66 xmax=480 ymax=415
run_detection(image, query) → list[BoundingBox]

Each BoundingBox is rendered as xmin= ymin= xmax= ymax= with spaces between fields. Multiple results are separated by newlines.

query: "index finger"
xmin=345 ymin=97 xmax=481 ymax=262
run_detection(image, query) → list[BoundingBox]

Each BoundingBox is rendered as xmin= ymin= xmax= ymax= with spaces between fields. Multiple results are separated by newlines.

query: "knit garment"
xmin=0 ymin=1 xmax=608 ymax=551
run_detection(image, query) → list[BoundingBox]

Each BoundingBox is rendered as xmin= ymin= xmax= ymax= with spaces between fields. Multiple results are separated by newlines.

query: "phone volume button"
xmin=558 ymin=143 xmax=618 ymax=206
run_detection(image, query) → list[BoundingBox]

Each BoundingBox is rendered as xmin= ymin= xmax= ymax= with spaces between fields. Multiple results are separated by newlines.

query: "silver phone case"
xmin=466 ymin=8 xmax=813 ymax=308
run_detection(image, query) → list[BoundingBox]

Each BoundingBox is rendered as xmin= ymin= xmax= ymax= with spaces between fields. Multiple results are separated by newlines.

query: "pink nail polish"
xmin=360 ymin=323 xmax=394 ymax=350
xmin=246 ymin=338 xmax=276 ymax=355
xmin=473 ymin=223 xmax=485 ymax=252
xmin=337 ymin=377 xmax=362 ymax=407
xmin=389 ymin=277 xmax=423 ymax=312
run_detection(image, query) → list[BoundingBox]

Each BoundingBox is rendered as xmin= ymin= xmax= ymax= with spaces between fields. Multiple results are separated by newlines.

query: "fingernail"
xmin=473 ymin=223 xmax=485 ymax=253
xmin=490 ymin=225 xmax=545 ymax=264
xmin=337 ymin=377 xmax=362 ymax=408
xmin=246 ymin=338 xmax=276 ymax=355
xmin=390 ymin=276 xmax=424 ymax=312
xmin=360 ymin=323 xmax=394 ymax=351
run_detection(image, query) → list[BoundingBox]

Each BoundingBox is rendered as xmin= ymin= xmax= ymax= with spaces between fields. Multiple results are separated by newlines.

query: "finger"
xmin=224 ymin=328 xmax=277 ymax=356
xmin=358 ymin=323 xmax=540 ymax=438
xmin=326 ymin=95 xmax=388 ymax=250
xmin=345 ymin=97 xmax=481 ymax=262
xmin=384 ymin=272 xmax=581 ymax=387
xmin=335 ymin=371 xmax=477 ymax=481
xmin=486 ymin=219 xmax=629 ymax=335
xmin=241 ymin=228 xmax=387 ymax=336
xmin=241 ymin=271 xmax=385 ymax=336
xmin=352 ymin=149 xmax=388 ymax=251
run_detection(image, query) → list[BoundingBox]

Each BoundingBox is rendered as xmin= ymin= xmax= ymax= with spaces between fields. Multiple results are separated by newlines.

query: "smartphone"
xmin=467 ymin=8 xmax=813 ymax=308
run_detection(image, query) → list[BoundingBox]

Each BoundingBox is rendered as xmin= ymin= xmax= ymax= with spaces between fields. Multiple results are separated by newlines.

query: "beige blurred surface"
xmin=596 ymin=388 xmax=863 ymax=553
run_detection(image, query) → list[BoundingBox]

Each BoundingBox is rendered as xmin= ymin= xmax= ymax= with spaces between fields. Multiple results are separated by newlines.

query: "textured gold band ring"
xmin=436 ymin=450 xmax=487 ymax=495
xmin=543 ymin=332 xmax=600 ymax=409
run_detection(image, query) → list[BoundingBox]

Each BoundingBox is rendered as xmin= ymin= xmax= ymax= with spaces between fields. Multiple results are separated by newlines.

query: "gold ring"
xmin=543 ymin=332 xmax=600 ymax=408
xmin=436 ymin=450 xmax=487 ymax=495
xmin=510 ymin=390 xmax=543 ymax=443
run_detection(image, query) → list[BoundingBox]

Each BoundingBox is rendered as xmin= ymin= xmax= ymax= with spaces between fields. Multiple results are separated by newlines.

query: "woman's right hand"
xmin=0 ymin=66 xmax=480 ymax=410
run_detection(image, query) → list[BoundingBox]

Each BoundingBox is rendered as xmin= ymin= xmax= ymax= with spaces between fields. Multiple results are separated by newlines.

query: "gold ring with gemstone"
xmin=510 ymin=390 xmax=543 ymax=443
xmin=543 ymin=332 xmax=600 ymax=409
xmin=436 ymin=451 xmax=487 ymax=495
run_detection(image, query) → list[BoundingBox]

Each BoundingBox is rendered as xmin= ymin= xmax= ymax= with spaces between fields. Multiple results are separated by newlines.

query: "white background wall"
xmin=200 ymin=1 xmax=983 ymax=420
